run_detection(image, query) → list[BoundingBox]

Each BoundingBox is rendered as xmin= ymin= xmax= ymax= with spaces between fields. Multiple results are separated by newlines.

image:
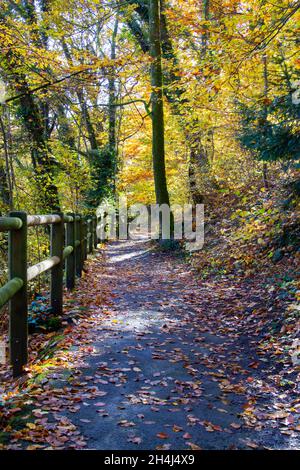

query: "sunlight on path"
xmin=1 ymin=239 xmax=298 ymax=450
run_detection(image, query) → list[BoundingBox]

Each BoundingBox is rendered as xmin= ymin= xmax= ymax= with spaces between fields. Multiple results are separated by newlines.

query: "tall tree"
xmin=125 ymin=0 xmax=214 ymax=204
xmin=149 ymin=0 xmax=171 ymax=208
xmin=108 ymin=17 xmax=119 ymax=196
xmin=0 ymin=4 xmax=60 ymax=211
xmin=262 ymin=53 xmax=269 ymax=189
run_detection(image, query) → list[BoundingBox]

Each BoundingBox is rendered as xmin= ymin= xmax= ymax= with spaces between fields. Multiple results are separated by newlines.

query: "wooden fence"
xmin=0 ymin=212 xmax=98 ymax=377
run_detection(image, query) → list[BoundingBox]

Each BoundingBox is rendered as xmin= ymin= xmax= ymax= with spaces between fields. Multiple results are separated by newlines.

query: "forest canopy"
xmin=0 ymin=0 xmax=299 ymax=214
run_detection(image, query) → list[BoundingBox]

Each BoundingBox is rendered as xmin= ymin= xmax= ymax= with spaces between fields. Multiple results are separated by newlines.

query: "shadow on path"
xmin=55 ymin=239 xmax=297 ymax=450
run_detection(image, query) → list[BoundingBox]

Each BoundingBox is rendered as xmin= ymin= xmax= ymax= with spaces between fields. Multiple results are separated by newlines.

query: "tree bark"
xmin=0 ymin=114 xmax=13 ymax=209
xmin=262 ymin=54 xmax=269 ymax=189
xmin=188 ymin=0 xmax=215 ymax=204
xmin=61 ymin=40 xmax=99 ymax=153
xmin=0 ymin=8 xmax=60 ymax=211
xmin=108 ymin=17 xmax=119 ymax=195
xmin=2 ymin=64 xmax=60 ymax=210
xmin=149 ymin=0 xmax=171 ymax=207
xmin=126 ymin=0 xmax=214 ymax=204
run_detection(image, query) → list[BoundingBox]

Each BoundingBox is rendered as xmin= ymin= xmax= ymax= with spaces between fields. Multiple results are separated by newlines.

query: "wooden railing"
xmin=0 ymin=212 xmax=98 ymax=377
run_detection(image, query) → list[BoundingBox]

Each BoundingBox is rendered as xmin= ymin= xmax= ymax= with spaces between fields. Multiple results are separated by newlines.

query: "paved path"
xmin=52 ymin=238 xmax=296 ymax=450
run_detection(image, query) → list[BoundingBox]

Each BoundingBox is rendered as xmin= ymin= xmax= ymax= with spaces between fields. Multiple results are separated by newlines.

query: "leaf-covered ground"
xmin=0 ymin=236 xmax=299 ymax=450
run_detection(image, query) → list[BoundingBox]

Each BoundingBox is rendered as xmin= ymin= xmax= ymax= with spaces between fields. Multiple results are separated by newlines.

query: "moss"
xmin=8 ymin=404 xmax=33 ymax=430
xmin=46 ymin=316 xmax=62 ymax=331
xmin=0 ymin=431 xmax=10 ymax=444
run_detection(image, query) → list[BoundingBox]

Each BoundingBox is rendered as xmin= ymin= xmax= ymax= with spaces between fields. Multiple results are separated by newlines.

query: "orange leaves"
xmin=199 ymin=421 xmax=223 ymax=433
xmin=156 ymin=432 xmax=169 ymax=439
xmin=219 ymin=379 xmax=246 ymax=394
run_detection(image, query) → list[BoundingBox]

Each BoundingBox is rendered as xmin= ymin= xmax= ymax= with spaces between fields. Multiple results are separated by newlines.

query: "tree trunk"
xmin=149 ymin=0 xmax=170 ymax=207
xmin=262 ymin=54 xmax=269 ymax=189
xmin=15 ymin=78 xmax=60 ymax=210
xmin=127 ymin=0 xmax=214 ymax=204
xmin=0 ymin=10 xmax=60 ymax=211
xmin=108 ymin=17 xmax=119 ymax=195
xmin=201 ymin=0 xmax=210 ymax=55
xmin=0 ymin=114 xmax=13 ymax=209
xmin=188 ymin=0 xmax=214 ymax=204
xmin=61 ymin=40 xmax=99 ymax=153
xmin=7 ymin=73 xmax=59 ymax=210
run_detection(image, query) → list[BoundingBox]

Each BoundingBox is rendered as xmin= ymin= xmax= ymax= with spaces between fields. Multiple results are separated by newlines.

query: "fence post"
xmin=88 ymin=219 xmax=93 ymax=254
xmin=82 ymin=218 xmax=87 ymax=263
xmin=9 ymin=211 xmax=28 ymax=377
xmin=93 ymin=215 xmax=98 ymax=249
xmin=75 ymin=215 xmax=82 ymax=277
xmin=85 ymin=219 xmax=88 ymax=258
xmin=50 ymin=213 xmax=64 ymax=315
xmin=85 ymin=219 xmax=89 ymax=258
xmin=66 ymin=213 xmax=75 ymax=290
xmin=79 ymin=216 xmax=84 ymax=271
xmin=91 ymin=218 xmax=94 ymax=251
xmin=80 ymin=215 xmax=85 ymax=273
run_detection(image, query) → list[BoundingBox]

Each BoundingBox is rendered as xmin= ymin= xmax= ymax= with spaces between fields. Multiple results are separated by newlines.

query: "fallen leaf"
xmin=156 ymin=432 xmax=169 ymax=439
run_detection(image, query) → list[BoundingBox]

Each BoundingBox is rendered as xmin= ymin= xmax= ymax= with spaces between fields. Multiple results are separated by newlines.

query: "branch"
xmin=97 ymin=99 xmax=151 ymax=114
xmin=2 ymin=71 xmax=151 ymax=114
xmin=1 ymin=68 xmax=92 ymax=105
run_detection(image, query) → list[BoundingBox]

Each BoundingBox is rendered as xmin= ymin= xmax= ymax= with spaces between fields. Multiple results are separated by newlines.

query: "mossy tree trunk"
xmin=149 ymin=0 xmax=171 ymax=208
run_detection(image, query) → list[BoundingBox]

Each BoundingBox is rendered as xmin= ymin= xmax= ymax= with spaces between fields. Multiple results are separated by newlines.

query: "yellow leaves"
xmin=294 ymin=58 xmax=300 ymax=70
xmin=26 ymin=423 xmax=36 ymax=430
xmin=172 ymin=425 xmax=183 ymax=432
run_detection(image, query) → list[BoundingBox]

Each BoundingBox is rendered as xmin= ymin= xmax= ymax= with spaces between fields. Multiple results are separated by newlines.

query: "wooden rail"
xmin=0 ymin=212 xmax=98 ymax=377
